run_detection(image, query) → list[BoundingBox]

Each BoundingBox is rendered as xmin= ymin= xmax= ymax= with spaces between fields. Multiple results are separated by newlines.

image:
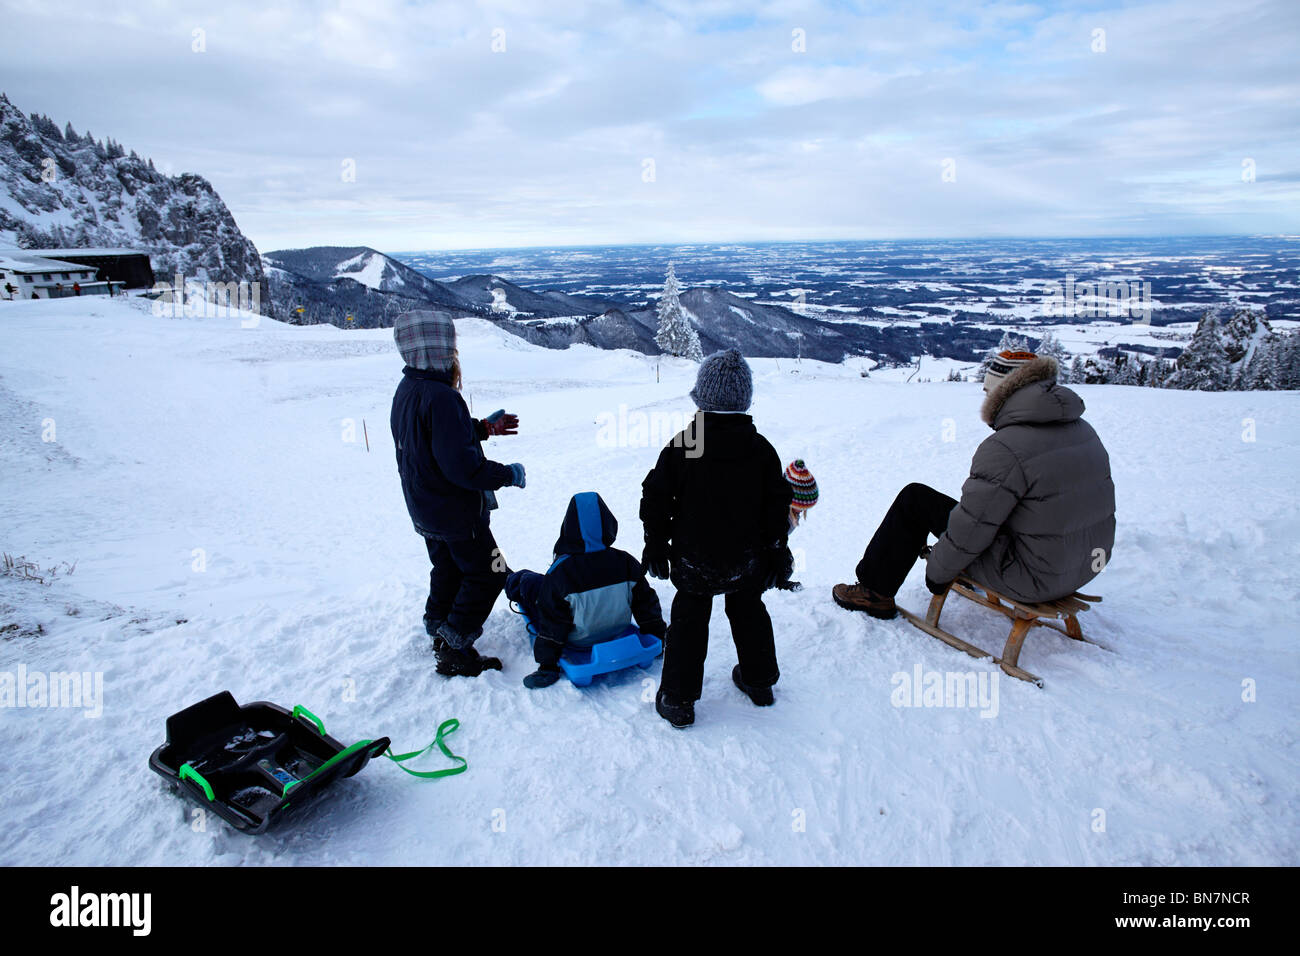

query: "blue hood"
xmin=554 ymin=492 xmax=618 ymax=556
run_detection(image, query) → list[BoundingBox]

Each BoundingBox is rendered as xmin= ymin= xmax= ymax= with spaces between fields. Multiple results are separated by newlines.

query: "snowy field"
xmin=1 ymin=295 xmax=1297 ymax=866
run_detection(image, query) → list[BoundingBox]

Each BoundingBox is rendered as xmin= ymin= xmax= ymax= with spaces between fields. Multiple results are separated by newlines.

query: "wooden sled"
xmin=897 ymin=574 xmax=1102 ymax=688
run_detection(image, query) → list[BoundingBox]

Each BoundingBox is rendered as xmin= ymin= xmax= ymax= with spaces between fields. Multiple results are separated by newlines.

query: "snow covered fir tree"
xmin=654 ymin=262 xmax=704 ymax=361
xmin=968 ymin=309 xmax=1295 ymax=393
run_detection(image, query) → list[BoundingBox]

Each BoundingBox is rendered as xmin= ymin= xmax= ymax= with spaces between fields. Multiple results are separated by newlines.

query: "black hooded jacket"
xmin=527 ymin=493 xmax=666 ymax=664
xmin=640 ymin=412 xmax=791 ymax=595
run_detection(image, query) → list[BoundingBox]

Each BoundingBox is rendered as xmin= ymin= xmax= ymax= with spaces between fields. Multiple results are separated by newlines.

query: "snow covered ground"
xmin=0 ymin=295 xmax=1296 ymax=866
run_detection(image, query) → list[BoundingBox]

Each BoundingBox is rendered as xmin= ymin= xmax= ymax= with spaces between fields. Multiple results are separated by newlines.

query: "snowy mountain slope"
xmin=442 ymin=273 xmax=612 ymax=319
xmin=262 ymin=246 xmax=466 ymax=310
xmin=0 ymin=296 xmax=1296 ymax=866
xmin=0 ymin=93 xmax=264 ymax=288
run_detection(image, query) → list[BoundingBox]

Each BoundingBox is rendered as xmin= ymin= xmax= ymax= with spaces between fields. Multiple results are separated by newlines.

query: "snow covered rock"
xmin=0 ymin=93 xmax=265 ymax=293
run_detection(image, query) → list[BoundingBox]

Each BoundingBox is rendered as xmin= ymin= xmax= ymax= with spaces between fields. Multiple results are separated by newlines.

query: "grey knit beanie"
xmin=690 ymin=348 xmax=753 ymax=412
xmin=394 ymin=309 xmax=457 ymax=371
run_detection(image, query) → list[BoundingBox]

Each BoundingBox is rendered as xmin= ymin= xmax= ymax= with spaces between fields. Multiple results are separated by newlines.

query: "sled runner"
xmin=149 ymin=691 xmax=465 ymax=833
xmin=515 ymin=608 xmax=662 ymax=687
xmin=898 ymin=574 xmax=1102 ymax=688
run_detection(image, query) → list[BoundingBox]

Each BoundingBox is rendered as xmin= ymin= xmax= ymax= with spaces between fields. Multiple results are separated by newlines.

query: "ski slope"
xmin=0 ymin=295 xmax=1297 ymax=866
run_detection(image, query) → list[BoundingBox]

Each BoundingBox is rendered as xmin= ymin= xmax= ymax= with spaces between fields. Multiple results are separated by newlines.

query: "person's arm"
xmin=429 ymin=393 xmax=517 ymax=491
xmin=532 ymin=577 xmax=575 ymax=667
xmin=926 ymin=437 xmax=1027 ymax=585
xmin=639 ymin=444 xmax=680 ymax=576
xmin=628 ymin=557 xmax=667 ymax=639
xmin=761 ymin=444 xmax=794 ymax=548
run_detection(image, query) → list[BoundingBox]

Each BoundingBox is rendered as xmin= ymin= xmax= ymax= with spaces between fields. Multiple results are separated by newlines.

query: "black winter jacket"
xmin=525 ymin=493 xmax=666 ymax=665
xmin=390 ymin=366 xmax=514 ymax=540
xmin=640 ymin=412 xmax=791 ymax=595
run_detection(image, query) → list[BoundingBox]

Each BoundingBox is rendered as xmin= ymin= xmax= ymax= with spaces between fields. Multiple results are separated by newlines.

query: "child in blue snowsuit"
xmin=506 ymin=492 xmax=667 ymax=688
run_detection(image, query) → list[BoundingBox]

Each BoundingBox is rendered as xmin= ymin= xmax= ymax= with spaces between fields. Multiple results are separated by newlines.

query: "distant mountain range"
xmin=16 ymin=91 xmax=1262 ymax=367
xmin=262 ymin=245 xmax=1006 ymax=364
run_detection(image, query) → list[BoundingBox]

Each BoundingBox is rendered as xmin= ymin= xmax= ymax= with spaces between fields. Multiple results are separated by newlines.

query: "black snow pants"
xmin=660 ymin=586 xmax=778 ymax=702
xmin=854 ymin=482 xmax=958 ymax=597
xmin=424 ymin=522 xmax=508 ymax=640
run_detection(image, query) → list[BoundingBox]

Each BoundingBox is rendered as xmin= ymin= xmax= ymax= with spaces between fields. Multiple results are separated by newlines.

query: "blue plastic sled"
xmin=516 ymin=609 xmax=662 ymax=687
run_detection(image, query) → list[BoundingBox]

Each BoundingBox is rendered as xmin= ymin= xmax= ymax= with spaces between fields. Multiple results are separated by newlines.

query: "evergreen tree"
xmin=1168 ymin=311 xmax=1230 ymax=391
xmin=1111 ymin=354 xmax=1139 ymax=386
xmin=1036 ymin=329 xmax=1070 ymax=380
xmin=655 ymin=263 xmax=703 ymax=361
xmin=1080 ymin=354 xmax=1116 ymax=384
xmin=1264 ymin=333 xmax=1298 ymax=390
xmin=1069 ymin=354 xmax=1086 ymax=384
xmin=1148 ymin=350 xmax=1170 ymax=388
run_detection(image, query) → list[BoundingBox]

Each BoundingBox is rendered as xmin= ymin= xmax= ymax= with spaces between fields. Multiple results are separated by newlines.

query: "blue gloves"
xmin=508 ymin=463 xmax=526 ymax=489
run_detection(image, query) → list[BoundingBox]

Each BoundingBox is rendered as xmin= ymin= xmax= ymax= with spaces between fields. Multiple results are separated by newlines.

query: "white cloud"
xmin=1 ymin=0 xmax=1295 ymax=249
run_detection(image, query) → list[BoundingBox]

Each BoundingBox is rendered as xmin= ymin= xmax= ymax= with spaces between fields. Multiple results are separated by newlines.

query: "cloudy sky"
xmin=3 ymin=0 xmax=1297 ymax=252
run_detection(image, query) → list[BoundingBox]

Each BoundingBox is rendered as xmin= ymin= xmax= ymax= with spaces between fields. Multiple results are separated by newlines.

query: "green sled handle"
xmin=292 ymin=705 xmax=326 ymax=736
xmin=179 ymin=762 xmax=215 ymax=802
xmin=278 ymin=712 xmax=468 ymax=803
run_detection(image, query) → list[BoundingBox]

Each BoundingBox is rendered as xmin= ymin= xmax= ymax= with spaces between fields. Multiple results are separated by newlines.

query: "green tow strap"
xmin=384 ymin=718 xmax=468 ymax=779
xmin=280 ymin=714 xmax=467 ymax=801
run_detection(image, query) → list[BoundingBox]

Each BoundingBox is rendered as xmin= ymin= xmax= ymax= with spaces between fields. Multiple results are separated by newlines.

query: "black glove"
xmin=925 ymin=574 xmax=951 ymax=596
xmin=642 ymin=545 xmax=671 ymax=581
xmin=761 ymin=544 xmax=795 ymax=591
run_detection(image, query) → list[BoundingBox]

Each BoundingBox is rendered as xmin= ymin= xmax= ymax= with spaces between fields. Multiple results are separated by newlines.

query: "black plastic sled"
xmin=148 ymin=691 xmax=390 ymax=834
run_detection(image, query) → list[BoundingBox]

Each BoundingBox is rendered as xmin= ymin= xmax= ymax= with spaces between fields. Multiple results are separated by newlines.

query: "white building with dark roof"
xmin=0 ymin=251 xmax=126 ymax=299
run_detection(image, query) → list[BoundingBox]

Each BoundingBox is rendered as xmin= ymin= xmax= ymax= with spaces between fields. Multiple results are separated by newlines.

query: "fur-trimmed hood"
xmin=980 ymin=356 xmax=1085 ymax=428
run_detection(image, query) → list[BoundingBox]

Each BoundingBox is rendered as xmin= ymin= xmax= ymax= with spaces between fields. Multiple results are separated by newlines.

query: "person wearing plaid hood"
xmin=390 ymin=310 xmax=527 ymax=677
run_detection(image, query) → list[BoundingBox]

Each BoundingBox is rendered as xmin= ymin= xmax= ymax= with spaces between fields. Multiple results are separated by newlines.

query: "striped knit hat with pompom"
xmin=785 ymin=460 xmax=819 ymax=515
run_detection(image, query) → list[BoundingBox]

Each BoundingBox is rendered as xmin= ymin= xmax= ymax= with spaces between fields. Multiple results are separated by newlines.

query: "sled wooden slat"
xmin=897 ymin=604 xmax=1044 ymax=687
xmin=898 ymin=575 xmax=1102 ymax=687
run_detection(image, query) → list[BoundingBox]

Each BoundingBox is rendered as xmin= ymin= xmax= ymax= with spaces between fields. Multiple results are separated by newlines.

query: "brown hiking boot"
xmin=832 ymin=583 xmax=898 ymax=620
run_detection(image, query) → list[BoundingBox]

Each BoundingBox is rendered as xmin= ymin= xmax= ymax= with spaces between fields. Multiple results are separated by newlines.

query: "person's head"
xmin=690 ymin=348 xmax=753 ymax=413
xmin=394 ymin=309 xmax=461 ymax=388
xmin=785 ymin=459 xmax=819 ymax=527
xmin=553 ymin=492 xmax=619 ymax=557
xmin=982 ymin=350 xmax=1038 ymax=394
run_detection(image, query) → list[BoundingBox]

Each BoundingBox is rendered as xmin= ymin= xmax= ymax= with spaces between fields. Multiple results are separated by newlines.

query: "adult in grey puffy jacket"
xmin=833 ymin=355 xmax=1115 ymax=618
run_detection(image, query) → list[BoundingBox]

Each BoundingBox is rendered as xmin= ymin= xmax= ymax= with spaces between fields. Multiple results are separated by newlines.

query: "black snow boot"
xmin=522 ymin=665 xmax=562 ymax=689
xmin=731 ymin=664 xmax=775 ymax=706
xmin=655 ymin=689 xmax=694 ymax=728
xmin=433 ymin=634 xmax=503 ymax=678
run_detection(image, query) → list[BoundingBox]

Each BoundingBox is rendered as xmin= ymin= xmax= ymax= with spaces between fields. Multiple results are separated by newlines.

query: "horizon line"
xmin=260 ymin=233 xmax=1297 ymax=257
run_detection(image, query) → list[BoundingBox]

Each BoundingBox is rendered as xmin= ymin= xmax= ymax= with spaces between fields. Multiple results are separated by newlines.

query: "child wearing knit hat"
xmin=640 ymin=349 xmax=794 ymax=728
xmin=785 ymin=459 xmax=819 ymax=531
xmin=776 ymin=459 xmax=819 ymax=592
